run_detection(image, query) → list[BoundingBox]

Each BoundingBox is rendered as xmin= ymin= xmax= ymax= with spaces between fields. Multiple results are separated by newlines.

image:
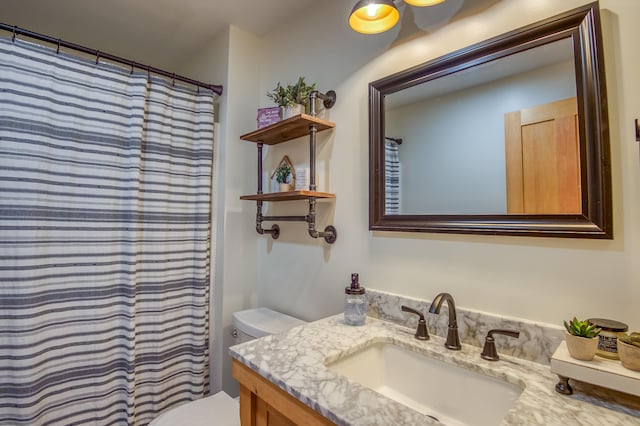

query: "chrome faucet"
xmin=428 ymin=292 xmax=461 ymax=350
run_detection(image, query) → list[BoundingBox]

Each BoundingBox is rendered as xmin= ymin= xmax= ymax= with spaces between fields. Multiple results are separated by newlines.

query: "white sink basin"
xmin=327 ymin=342 xmax=524 ymax=426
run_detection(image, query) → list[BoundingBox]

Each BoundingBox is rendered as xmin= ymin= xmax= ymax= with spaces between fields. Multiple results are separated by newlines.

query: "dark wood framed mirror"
xmin=369 ymin=2 xmax=611 ymax=239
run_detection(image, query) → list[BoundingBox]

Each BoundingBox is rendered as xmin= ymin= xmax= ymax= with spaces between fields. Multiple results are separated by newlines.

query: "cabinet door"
xmin=238 ymin=385 xmax=296 ymax=426
xmin=233 ymin=360 xmax=335 ymax=426
xmin=505 ymin=97 xmax=581 ymax=214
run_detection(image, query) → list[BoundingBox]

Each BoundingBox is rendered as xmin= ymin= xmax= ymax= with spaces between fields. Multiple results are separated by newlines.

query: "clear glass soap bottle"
xmin=344 ymin=273 xmax=366 ymax=326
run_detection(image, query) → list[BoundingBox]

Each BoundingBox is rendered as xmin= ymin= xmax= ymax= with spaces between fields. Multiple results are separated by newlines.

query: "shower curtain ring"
xmin=130 ymin=61 xmax=135 ymax=74
xmin=147 ymin=66 xmax=151 ymax=81
xmin=95 ymin=51 xmax=100 ymax=64
xmin=12 ymin=25 xmax=17 ymax=42
xmin=172 ymin=73 xmax=176 ymax=86
xmin=56 ymin=39 xmax=61 ymax=54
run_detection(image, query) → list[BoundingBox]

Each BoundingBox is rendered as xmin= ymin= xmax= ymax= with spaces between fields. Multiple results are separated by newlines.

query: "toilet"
xmin=149 ymin=307 xmax=306 ymax=426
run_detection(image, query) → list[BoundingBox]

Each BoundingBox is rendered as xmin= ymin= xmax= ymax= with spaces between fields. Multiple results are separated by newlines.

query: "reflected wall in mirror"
xmin=369 ymin=2 xmax=612 ymax=238
xmin=386 ymin=39 xmax=578 ymax=215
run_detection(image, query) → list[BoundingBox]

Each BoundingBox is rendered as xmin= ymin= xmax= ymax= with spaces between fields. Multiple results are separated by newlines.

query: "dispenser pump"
xmin=344 ymin=273 xmax=366 ymax=326
xmin=345 ymin=273 xmax=365 ymax=295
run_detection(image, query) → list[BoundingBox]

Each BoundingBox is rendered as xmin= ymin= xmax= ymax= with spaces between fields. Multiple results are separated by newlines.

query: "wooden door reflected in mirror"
xmin=505 ymin=97 xmax=581 ymax=215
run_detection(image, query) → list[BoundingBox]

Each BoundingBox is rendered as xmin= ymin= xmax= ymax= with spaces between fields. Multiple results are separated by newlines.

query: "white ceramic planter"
xmin=279 ymin=183 xmax=292 ymax=192
xmin=281 ymin=104 xmax=304 ymax=119
xmin=565 ymin=331 xmax=598 ymax=361
xmin=617 ymin=339 xmax=640 ymax=371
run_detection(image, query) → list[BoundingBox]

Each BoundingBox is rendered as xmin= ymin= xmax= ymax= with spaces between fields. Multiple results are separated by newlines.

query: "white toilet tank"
xmin=232 ymin=307 xmax=307 ymax=343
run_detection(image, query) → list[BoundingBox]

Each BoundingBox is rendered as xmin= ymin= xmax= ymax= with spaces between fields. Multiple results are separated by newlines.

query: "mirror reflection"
xmin=384 ymin=38 xmax=579 ymax=215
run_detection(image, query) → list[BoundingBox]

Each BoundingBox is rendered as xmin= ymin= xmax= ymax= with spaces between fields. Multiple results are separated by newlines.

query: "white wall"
xmin=242 ymin=0 xmax=640 ymax=331
xmin=180 ymin=26 xmax=263 ymax=395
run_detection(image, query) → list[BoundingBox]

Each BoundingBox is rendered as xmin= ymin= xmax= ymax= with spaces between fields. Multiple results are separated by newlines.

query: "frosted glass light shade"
xmin=349 ymin=0 xmax=400 ymax=34
xmin=404 ymin=0 xmax=446 ymax=5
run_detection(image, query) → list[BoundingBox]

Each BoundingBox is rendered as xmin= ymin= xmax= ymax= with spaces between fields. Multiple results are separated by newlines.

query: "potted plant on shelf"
xmin=618 ymin=332 xmax=640 ymax=371
xmin=267 ymin=77 xmax=316 ymax=120
xmin=564 ymin=317 xmax=601 ymax=361
xmin=275 ymin=163 xmax=293 ymax=192
xmin=291 ymin=76 xmax=316 ymax=112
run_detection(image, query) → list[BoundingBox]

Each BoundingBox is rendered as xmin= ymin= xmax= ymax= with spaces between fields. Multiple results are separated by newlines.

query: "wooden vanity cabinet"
xmin=232 ymin=359 xmax=335 ymax=426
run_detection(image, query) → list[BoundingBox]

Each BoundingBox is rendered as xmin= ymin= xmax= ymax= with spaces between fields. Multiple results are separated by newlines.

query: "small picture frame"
xmin=257 ymin=107 xmax=281 ymax=128
xmin=294 ymin=167 xmax=309 ymax=191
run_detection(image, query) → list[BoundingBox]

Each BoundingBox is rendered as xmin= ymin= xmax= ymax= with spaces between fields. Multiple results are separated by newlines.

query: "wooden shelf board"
xmin=240 ymin=190 xmax=335 ymax=202
xmin=240 ymin=114 xmax=335 ymax=145
xmin=550 ymin=341 xmax=640 ymax=397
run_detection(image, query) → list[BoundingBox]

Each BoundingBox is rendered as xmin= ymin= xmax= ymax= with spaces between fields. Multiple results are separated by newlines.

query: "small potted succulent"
xmin=564 ymin=317 xmax=601 ymax=361
xmin=267 ymin=77 xmax=316 ymax=119
xmin=618 ymin=332 xmax=640 ymax=371
xmin=274 ymin=164 xmax=292 ymax=192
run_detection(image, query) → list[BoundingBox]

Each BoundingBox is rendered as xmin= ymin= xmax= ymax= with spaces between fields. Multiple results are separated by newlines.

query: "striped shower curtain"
xmin=384 ymin=141 xmax=400 ymax=214
xmin=0 ymin=37 xmax=215 ymax=425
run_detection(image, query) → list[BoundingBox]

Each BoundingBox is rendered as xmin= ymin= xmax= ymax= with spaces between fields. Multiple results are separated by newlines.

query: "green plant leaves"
xmin=619 ymin=332 xmax=640 ymax=347
xmin=564 ymin=317 xmax=601 ymax=338
xmin=275 ymin=164 xmax=291 ymax=184
xmin=266 ymin=77 xmax=316 ymax=108
xmin=266 ymin=82 xmax=294 ymax=107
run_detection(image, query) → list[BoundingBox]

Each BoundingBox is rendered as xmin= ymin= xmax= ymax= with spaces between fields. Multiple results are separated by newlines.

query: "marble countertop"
xmin=229 ymin=315 xmax=640 ymax=426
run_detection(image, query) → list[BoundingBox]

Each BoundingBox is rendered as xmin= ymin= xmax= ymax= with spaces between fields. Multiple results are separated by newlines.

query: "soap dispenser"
xmin=344 ymin=273 xmax=366 ymax=326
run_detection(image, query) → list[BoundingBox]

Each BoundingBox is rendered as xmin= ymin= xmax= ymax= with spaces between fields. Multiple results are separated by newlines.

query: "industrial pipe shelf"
xmin=239 ymin=190 xmax=335 ymax=202
xmin=240 ymin=114 xmax=334 ymax=145
xmin=239 ymin=90 xmax=338 ymax=244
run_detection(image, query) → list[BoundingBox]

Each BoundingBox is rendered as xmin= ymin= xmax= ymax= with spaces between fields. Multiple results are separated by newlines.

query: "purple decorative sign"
xmin=257 ymin=107 xmax=281 ymax=128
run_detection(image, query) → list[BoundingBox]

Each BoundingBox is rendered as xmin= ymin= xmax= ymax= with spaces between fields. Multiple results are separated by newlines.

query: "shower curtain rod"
xmin=0 ymin=23 xmax=223 ymax=96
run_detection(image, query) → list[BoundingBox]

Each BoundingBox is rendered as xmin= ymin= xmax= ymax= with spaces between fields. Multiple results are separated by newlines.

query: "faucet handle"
xmin=401 ymin=305 xmax=429 ymax=340
xmin=481 ymin=329 xmax=520 ymax=361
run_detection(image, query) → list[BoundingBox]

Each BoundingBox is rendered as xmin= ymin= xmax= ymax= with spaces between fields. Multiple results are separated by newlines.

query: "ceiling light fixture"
xmin=348 ymin=0 xmax=400 ymax=35
xmin=403 ymin=0 xmax=446 ymax=6
xmin=348 ymin=0 xmax=446 ymax=34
